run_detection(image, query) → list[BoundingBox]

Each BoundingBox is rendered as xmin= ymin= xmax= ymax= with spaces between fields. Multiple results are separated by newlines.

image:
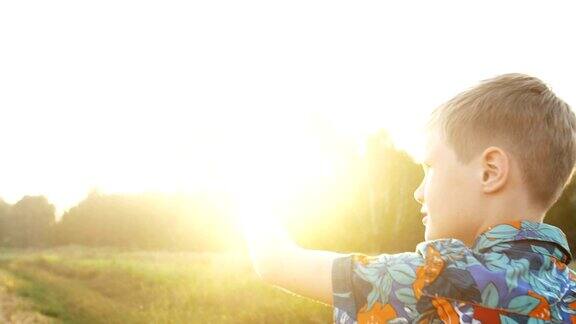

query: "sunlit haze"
xmin=1 ymin=1 xmax=575 ymax=218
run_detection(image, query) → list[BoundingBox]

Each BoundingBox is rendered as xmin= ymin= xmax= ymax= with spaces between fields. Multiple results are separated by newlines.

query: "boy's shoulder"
xmin=332 ymin=221 xmax=576 ymax=323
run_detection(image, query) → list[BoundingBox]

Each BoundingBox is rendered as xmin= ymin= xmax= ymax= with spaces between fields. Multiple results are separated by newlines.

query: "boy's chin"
xmin=424 ymin=225 xmax=441 ymax=241
xmin=425 ymin=225 xmax=468 ymax=243
xmin=424 ymin=228 xmax=432 ymax=241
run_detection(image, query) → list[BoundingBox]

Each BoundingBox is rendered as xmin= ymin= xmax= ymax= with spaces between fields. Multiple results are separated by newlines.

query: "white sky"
xmin=1 ymin=1 xmax=575 ymax=216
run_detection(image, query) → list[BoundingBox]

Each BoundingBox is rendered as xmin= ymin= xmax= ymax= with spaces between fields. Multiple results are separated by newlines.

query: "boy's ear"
xmin=480 ymin=146 xmax=509 ymax=194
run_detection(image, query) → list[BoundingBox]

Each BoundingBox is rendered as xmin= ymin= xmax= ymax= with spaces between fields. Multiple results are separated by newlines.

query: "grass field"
xmin=1 ymin=247 xmax=575 ymax=324
xmin=0 ymin=247 xmax=332 ymax=323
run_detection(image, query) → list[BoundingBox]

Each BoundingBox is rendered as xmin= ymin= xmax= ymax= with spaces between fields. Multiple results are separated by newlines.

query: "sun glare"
xmin=0 ymin=1 xmax=574 ymax=222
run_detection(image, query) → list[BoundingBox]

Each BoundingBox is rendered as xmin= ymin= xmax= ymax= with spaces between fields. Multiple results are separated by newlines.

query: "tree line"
xmin=0 ymin=130 xmax=574 ymax=254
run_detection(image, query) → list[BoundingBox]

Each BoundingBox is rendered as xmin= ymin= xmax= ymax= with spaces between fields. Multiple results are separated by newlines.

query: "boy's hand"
xmin=236 ymin=197 xmax=345 ymax=306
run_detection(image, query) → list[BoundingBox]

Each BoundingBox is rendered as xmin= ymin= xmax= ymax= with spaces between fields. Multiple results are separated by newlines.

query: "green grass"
xmin=1 ymin=247 xmax=573 ymax=324
xmin=0 ymin=247 xmax=332 ymax=323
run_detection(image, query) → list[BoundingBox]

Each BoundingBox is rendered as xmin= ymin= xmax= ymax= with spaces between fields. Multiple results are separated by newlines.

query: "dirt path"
xmin=0 ymin=284 xmax=55 ymax=323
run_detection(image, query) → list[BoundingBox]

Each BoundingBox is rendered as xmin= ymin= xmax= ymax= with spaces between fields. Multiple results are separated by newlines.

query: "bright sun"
xmin=1 ymin=1 xmax=573 ymax=219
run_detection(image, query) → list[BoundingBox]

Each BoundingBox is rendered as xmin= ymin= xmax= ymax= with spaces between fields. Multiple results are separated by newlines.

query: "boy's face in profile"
xmin=414 ymin=129 xmax=484 ymax=245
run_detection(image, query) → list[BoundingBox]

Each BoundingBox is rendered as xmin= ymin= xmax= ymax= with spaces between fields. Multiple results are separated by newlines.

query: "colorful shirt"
xmin=332 ymin=220 xmax=576 ymax=323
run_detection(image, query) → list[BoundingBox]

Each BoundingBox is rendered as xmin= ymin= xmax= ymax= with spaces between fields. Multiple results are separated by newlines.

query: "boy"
xmin=244 ymin=74 xmax=576 ymax=323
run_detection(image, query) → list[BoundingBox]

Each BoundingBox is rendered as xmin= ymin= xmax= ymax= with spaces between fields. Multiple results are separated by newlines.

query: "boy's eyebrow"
xmin=414 ymin=148 xmax=433 ymax=165
xmin=424 ymin=150 xmax=435 ymax=164
xmin=414 ymin=156 xmax=431 ymax=165
xmin=420 ymin=154 xmax=432 ymax=165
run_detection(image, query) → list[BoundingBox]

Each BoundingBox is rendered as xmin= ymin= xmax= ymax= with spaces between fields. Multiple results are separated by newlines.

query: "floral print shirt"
xmin=332 ymin=220 xmax=576 ymax=323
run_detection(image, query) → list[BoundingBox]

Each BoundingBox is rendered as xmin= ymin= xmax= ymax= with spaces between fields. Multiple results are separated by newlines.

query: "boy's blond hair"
xmin=427 ymin=73 xmax=576 ymax=210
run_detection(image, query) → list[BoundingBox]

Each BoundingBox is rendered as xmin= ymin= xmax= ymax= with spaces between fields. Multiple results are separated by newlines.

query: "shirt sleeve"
xmin=332 ymin=251 xmax=426 ymax=324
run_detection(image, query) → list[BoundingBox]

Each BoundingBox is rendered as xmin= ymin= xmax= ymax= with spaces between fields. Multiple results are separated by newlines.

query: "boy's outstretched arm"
xmin=242 ymin=214 xmax=346 ymax=306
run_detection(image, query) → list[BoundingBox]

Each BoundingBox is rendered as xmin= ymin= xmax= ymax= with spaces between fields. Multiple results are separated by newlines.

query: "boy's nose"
xmin=413 ymin=181 xmax=424 ymax=205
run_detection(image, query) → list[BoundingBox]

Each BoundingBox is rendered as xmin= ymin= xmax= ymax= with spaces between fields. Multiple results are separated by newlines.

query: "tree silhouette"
xmin=2 ymin=196 xmax=55 ymax=247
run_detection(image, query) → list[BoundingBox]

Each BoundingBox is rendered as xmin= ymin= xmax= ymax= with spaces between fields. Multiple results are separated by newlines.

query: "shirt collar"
xmin=472 ymin=219 xmax=572 ymax=264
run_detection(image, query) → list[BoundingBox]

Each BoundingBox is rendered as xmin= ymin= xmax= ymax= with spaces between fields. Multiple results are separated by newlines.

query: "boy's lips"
xmin=421 ymin=213 xmax=428 ymax=225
